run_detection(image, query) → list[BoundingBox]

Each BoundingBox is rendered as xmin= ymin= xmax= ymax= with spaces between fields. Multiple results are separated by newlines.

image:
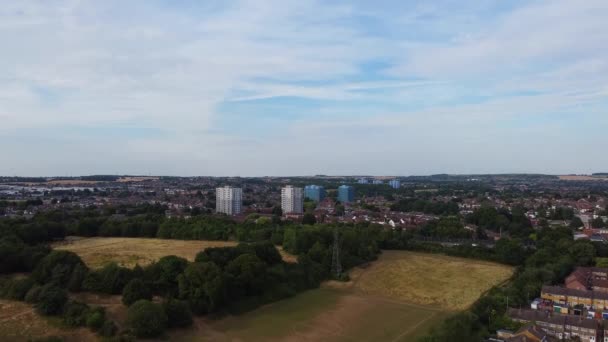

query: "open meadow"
xmin=350 ymin=250 xmax=514 ymax=311
xmin=53 ymin=237 xmax=297 ymax=268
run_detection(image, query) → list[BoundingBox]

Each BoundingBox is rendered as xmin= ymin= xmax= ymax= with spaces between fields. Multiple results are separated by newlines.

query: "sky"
xmin=1 ymin=0 xmax=607 ymax=177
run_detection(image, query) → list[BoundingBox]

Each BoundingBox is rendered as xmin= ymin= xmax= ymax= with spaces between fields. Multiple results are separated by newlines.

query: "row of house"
xmin=541 ymin=285 xmax=608 ymax=311
xmin=566 ymin=267 xmax=608 ymax=292
xmin=508 ymin=308 xmax=604 ymax=342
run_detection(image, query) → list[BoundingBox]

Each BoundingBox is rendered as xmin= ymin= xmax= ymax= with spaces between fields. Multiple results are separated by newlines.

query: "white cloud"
xmin=0 ymin=0 xmax=607 ymax=175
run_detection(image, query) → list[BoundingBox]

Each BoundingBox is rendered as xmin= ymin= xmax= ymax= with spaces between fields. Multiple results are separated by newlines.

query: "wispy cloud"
xmin=0 ymin=0 xmax=606 ymax=176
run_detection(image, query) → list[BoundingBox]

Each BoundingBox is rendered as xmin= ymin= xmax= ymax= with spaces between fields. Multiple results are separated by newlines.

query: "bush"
xmin=163 ymin=299 xmax=193 ymax=328
xmin=25 ymin=285 xmax=42 ymax=303
xmin=67 ymin=263 xmax=88 ymax=292
xmin=35 ymin=284 xmax=68 ymax=315
xmin=83 ymin=263 xmax=133 ymax=294
xmin=122 ymin=278 xmax=152 ymax=306
xmin=62 ymin=300 xmax=90 ymax=327
xmin=126 ymin=300 xmax=168 ymax=338
xmin=85 ymin=307 xmax=106 ymax=331
xmin=5 ymin=277 xmax=35 ymax=300
xmin=99 ymin=320 xmax=118 ymax=337
xmin=32 ymin=250 xmax=87 ymax=285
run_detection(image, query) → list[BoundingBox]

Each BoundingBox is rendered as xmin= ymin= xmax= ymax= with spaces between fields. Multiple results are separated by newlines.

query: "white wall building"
xmin=389 ymin=179 xmax=401 ymax=189
xmin=216 ymin=186 xmax=243 ymax=216
xmin=281 ymin=185 xmax=304 ymax=214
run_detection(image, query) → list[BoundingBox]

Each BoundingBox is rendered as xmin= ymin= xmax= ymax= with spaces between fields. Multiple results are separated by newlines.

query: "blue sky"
xmin=1 ymin=0 xmax=607 ymax=176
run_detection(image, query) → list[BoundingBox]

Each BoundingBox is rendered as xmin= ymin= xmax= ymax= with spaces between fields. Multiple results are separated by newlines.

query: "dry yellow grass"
xmin=53 ymin=237 xmax=296 ymax=268
xmin=349 ymin=250 xmax=513 ymax=311
xmin=0 ymin=299 xmax=96 ymax=341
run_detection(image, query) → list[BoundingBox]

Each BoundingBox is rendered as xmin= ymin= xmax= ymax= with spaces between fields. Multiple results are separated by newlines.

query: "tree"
xmin=163 ymin=299 xmax=193 ymax=328
xmin=570 ymin=217 xmax=584 ymax=229
xmin=67 ymin=263 xmax=87 ymax=292
xmin=32 ymin=250 xmax=87 ymax=285
xmin=272 ymin=206 xmax=283 ymax=216
xmin=225 ymin=254 xmax=267 ymax=298
xmin=86 ymin=307 xmax=106 ymax=331
xmin=122 ymin=278 xmax=152 ymax=306
xmin=178 ymin=262 xmax=224 ymax=314
xmin=335 ymin=204 xmax=345 ymax=216
xmin=126 ymin=300 xmax=168 ymax=338
xmin=495 ymin=239 xmax=526 ymax=266
xmin=62 ymin=300 xmax=90 ymax=327
xmin=592 ymin=217 xmax=606 ymax=228
xmin=35 ymin=284 xmax=68 ymax=315
xmin=4 ymin=277 xmax=35 ymax=301
xmin=250 ymin=242 xmax=283 ymax=265
xmin=568 ymin=241 xmax=596 ymax=266
xmin=302 ymin=213 xmax=317 ymax=225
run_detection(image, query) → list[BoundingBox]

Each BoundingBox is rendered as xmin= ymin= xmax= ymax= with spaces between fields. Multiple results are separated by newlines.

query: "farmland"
xmin=53 ymin=237 xmax=297 ymax=268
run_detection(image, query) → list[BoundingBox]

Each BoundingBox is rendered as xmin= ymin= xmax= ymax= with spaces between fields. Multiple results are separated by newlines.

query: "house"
xmin=565 ymin=267 xmax=608 ymax=292
xmin=508 ymin=308 xmax=601 ymax=342
xmin=505 ymin=324 xmax=554 ymax=342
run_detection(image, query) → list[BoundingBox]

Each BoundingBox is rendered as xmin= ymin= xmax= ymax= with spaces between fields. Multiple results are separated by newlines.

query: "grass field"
xmin=0 ymin=299 xmax=96 ymax=341
xmin=350 ymin=250 xmax=514 ymax=310
xmin=173 ymin=289 xmax=446 ymax=342
xmin=172 ymin=250 xmax=511 ymax=341
xmin=53 ymin=237 xmax=297 ymax=268
xmin=30 ymin=245 xmax=512 ymax=341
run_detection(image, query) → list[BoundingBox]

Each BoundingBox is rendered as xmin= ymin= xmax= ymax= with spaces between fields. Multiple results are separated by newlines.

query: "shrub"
xmin=32 ymin=250 xmax=86 ymax=284
xmin=99 ymin=320 xmax=118 ymax=337
xmin=163 ymin=299 xmax=193 ymax=328
xmin=67 ymin=263 xmax=88 ymax=292
xmin=35 ymin=284 xmax=68 ymax=315
xmin=122 ymin=278 xmax=152 ymax=306
xmin=85 ymin=307 xmax=106 ymax=331
xmin=83 ymin=263 xmax=133 ymax=294
xmin=25 ymin=285 xmax=42 ymax=303
xmin=5 ymin=277 xmax=35 ymax=301
xmin=62 ymin=300 xmax=90 ymax=327
xmin=126 ymin=300 xmax=168 ymax=338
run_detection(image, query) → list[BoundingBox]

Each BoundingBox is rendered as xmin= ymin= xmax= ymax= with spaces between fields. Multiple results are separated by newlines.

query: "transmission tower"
xmin=331 ymin=227 xmax=342 ymax=277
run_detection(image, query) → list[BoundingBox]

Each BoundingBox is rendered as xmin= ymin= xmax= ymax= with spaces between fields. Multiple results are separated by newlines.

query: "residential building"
xmin=500 ymin=324 xmax=554 ymax=342
xmin=389 ymin=179 xmax=401 ymax=189
xmin=357 ymin=178 xmax=369 ymax=184
xmin=338 ymin=185 xmax=354 ymax=203
xmin=282 ymin=185 xmax=304 ymax=214
xmin=566 ymin=267 xmax=608 ymax=292
xmin=372 ymin=179 xmax=383 ymax=185
xmin=508 ymin=308 xmax=601 ymax=342
xmin=216 ymin=186 xmax=242 ymax=216
xmin=304 ymin=185 xmax=326 ymax=202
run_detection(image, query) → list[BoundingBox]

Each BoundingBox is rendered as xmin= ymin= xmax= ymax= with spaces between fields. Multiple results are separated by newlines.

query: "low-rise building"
xmin=508 ymin=308 xmax=600 ymax=342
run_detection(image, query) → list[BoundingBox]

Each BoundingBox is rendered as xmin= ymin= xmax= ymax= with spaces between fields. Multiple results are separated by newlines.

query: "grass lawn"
xmin=53 ymin=236 xmax=296 ymax=268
